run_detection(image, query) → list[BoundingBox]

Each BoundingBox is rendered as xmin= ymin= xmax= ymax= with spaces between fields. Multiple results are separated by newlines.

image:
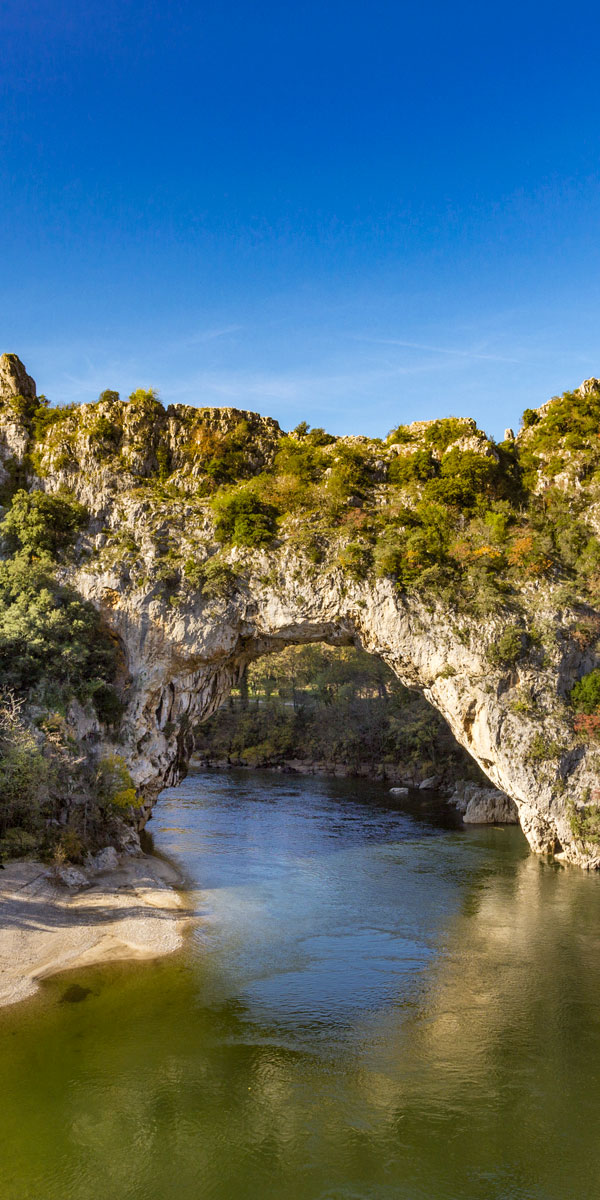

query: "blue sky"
xmin=2 ymin=1 xmax=600 ymax=439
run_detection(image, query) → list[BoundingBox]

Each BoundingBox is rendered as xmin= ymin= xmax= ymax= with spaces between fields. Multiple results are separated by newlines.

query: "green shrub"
xmin=424 ymin=449 xmax=498 ymax=511
xmin=273 ymin=437 xmax=325 ymax=484
xmin=0 ymin=490 xmax=119 ymax=716
xmin=509 ymin=687 xmax=536 ymax=715
xmin=31 ymin=399 xmax=76 ymax=443
xmin=570 ymin=669 xmax=600 ymax=714
xmin=568 ymin=799 xmax=600 ymax=844
xmin=524 ymin=388 xmax=600 ymax=464
xmin=287 ymin=526 xmax=323 ymax=564
xmin=183 ymin=557 xmax=206 ymax=588
xmin=423 ymin=418 xmax=467 ymax=453
xmin=521 ymin=408 xmax=540 ymax=428
xmin=0 ymin=554 xmax=117 ymax=700
xmin=201 ymin=558 xmax=237 ymax=599
xmin=544 ymin=455 xmax=565 ymax=478
xmin=528 ymin=733 xmax=563 ymax=761
xmin=128 ymin=388 xmax=160 ymax=414
xmin=488 ymin=626 xmax=527 ymax=667
xmin=189 ymin=418 xmax=258 ymax=485
xmin=0 ymin=827 xmax=40 ymax=859
xmin=387 ymin=424 xmax=416 ymax=445
xmin=374 ymin=501 xmax=452 ymax=587
xmin=374 ymin=528 xmax=409 ymax=580
xmin=211 ymin=488 xmax=278 ymax=547
xmin=326 ymin=445 xmax=372 ymax=503
xmin=54 ymin=829 xmax=85 ymax=863
xmin=0 ymin=700 xmax=47 ymax=838
xmin=0 ymin=390 xmax=39 ymax=423
xmin=306 ymin=427 xmax=336 ymax=447
xmin=156 ymin=444 xmax=170 ymax=482
xmin=1 ymin=489 xmax=87 ymax=557
xmin=87 ymin=415 xmax=121 ymax=452
xmin=337 ymin=541 xmax=373 ymax=580
xmin=97 ymin=754 xmax=137 ymax=810
xmin=388 ymin=449 xmax=437 ymax=486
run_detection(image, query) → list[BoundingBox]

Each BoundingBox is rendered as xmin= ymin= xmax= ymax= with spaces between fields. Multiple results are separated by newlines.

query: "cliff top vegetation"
xmin=2 ymin=359 xmax=600 ymax=622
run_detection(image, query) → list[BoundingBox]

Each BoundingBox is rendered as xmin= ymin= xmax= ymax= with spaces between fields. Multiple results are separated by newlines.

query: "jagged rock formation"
xmin=2 ymin=354 xmax=600 ymax=868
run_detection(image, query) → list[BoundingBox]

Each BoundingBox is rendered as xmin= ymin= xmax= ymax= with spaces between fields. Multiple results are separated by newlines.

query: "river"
xmin=1 ymin=768 xmax=600 ymax=1200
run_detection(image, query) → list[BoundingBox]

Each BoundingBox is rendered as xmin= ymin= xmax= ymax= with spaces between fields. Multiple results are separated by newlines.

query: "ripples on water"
xmin=2 ymin=769 xmax=600 ymax=1200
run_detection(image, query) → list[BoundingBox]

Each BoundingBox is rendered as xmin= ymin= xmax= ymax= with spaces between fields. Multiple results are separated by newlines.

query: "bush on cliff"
xmin=0 ymin=490 xmax=120 ymax=715
xmin=1 ymin=489 xmax=87 ymax=557
xmin=388 ymin=449 xmax=437 ymax=486
xmin=567 ymin=798 xmax=600 ymax=844
xmin=424 ymin=449 xmax=499 ymax=511
xmin=212 ymin=487 xmax=278 ymax=548
xmin=488 ymin=626 xmax=527 ymax=667
xmin=570 ymin=669 xmax=600 ymax=715
xmin=0 ymin=696 xmax=133 ymax=863
xmin=0 ymin=555 xmax=117 ymax=700
xmin=96 ymin=754 xmax=137 ymax=810
xmin=0 ymin=695 xmax=47 ymax=849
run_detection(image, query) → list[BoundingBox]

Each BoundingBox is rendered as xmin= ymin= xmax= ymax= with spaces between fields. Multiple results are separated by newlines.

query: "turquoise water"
xmin=1 ymin=769 xmax=600 ymax=1199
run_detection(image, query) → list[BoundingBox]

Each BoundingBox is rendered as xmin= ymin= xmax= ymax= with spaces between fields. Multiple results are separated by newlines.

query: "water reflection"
xmin=1 ymin=770 xmax=600 ymax=1200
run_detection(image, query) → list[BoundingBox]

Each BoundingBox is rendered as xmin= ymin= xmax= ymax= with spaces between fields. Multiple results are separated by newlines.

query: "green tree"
xmin=1 ymin=490 xmax=87 ymax=557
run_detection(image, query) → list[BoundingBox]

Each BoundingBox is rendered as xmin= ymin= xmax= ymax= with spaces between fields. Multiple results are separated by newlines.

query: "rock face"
xmin=87 ymin=563 xmax=578 ymax=855
xmin=3 ymin=353 xmax=600 ymax=869
xmin=0 ymin=354 xmax=35 ymax=402
xmin=449 ymin=781 xmax=520 ymax=824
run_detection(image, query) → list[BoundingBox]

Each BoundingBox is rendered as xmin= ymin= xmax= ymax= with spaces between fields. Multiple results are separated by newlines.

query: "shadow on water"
xmin=1 ymin=768 xmax=599 ymax=1200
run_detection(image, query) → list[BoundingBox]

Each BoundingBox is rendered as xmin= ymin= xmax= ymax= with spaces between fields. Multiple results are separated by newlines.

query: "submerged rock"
xmin=60 ymin=984 xmax=93 ymax=1004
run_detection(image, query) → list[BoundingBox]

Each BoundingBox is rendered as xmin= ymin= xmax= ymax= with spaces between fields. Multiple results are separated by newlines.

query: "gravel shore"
xmin=0 ymin=853 xmax=192 ymax=1008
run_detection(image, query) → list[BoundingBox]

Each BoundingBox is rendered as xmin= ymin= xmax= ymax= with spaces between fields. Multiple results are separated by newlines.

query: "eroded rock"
xmin=2 ymin=353 xmax=600 ymax=870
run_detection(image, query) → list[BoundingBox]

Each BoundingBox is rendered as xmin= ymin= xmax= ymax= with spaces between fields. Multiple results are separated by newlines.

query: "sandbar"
xmin=0 ymin=854 xmax=192 ymax=1008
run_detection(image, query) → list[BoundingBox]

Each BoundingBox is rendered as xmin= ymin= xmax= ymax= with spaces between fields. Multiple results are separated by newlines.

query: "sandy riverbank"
xmin=0 ymin=853 xmax=192 ymax=1009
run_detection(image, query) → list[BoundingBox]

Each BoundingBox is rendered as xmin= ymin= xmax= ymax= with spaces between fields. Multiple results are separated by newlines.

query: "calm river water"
xmin=2 ymin=769 xmax=600 ymax=1200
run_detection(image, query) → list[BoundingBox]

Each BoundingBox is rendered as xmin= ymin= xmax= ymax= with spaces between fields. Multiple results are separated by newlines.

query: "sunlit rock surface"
xmin=2 ymin=353 xmax=600 ymax=868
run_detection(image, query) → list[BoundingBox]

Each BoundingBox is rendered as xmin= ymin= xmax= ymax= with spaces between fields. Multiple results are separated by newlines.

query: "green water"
xmin=2 ymin=770 xmax=600 ymax=1200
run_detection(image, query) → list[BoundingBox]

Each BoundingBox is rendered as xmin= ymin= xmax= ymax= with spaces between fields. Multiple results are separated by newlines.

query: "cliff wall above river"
xmin=1 ymin=353 xmax=600 ymax=866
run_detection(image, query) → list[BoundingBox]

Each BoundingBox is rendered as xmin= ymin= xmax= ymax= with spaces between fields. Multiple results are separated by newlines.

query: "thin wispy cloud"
xmin=353 ymin=335 xmax=522 ymax=365
xmin=172 ymin=325 xmax=244 ymax=349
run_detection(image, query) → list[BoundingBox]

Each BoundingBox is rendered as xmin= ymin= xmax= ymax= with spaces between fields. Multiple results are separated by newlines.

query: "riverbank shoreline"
xmin=189 ymin=754 xmax=463 ymax=789
xmin=188 ymin=760 xmax=520 ymax=825
xmin=0 ymin=853 xmax=192 ymax=1009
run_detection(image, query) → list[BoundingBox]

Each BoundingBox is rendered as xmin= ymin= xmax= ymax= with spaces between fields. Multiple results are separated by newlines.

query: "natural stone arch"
xmin=77 ymin=558 xmax=594 ymax=867
xmin=1 ymin=352 xmax=599 ymax=871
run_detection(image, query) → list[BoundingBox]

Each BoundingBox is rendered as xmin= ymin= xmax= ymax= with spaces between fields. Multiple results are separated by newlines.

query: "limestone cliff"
xmin=2 ymin=353 xmax=600 ymax=868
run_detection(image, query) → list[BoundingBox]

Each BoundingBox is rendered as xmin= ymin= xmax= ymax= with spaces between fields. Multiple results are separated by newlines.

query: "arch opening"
xmin=190 ymin=640 xmax=488 ymax=795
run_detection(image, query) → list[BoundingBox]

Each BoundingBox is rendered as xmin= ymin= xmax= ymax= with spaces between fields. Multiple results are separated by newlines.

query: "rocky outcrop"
xmin=3 ymin=353 xmax=600 ymax=869
xmin=82 ymin=562 xmax=585 ymax=858
xmin=0 ymin=354 xmax=35 ymax=403
xmin=448 ymin=781 xmax=520 ymax=824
